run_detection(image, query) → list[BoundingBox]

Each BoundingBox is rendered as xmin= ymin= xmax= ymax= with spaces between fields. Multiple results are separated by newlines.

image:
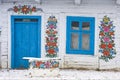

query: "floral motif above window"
xmin=8 ymin=5 xmax=43 ymax=14
xmin=45 ymin=16 xmax=59 ymax=58
xmin=99 ymin=16 xmax=116 ymax=62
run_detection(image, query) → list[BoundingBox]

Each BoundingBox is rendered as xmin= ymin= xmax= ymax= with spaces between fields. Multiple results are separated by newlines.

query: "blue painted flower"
xmin=99 ymin=26 xmax=103 ymax=31
xmin=46 ymin=25 xmax=49 ymax=28
xmin=99 ymin=49 xmax=103 ymax=53
xmin=109 ymin=21 xmax=113 ymax=25
xmin=40 ymin=63 xmax=45 ymax=69
xmin=100 ymin=21 xmax=104 ymax=24
xmin=18 ymin=5 xmax=22 ymax=8
xmin=31 ymin=61 xmax=36 ymax=67
xmin=28 ymin=5 xmax=31 ymax=8
xmin=55 ymin=47 xmax=59 ymax=52
xmin=110 ymin=26 xmax=115 ymax=31
xmin=45 ymin=45 xmax=49 ymax=51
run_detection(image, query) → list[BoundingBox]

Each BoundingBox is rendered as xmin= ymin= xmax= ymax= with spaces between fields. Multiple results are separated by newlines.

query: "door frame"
xmin=11 ymin=15 xmax=41 ymax=68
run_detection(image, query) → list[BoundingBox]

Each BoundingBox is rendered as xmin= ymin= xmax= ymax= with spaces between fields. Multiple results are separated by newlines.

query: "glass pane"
xmin=82 ymin=34 xmax=90 ymax=50
xmin=15 ymin=19 xmax=38 ymax=22
xmin=82 ymin=22 xmax=90 ymax=30
xmin=71 ymin=21 xmax=79 ymax=30
xmin=71 ymin=33 xmax=79 ymax=49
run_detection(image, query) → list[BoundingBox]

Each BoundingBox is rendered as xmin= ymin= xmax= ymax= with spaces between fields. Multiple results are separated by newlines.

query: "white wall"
xmin=0 ymin=1 xmax=120 ymax=70
xmin=0 ymin=30 xmax=1 ymax=68
xmin=0 ymin=4 xmax=9 ymax=68
xmin=82 ymin=0 xmax=116 ymax=5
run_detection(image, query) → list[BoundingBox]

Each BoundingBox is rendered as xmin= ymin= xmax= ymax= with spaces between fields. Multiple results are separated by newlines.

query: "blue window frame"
xmin=66 ymin=16 xmax=95 ymax=55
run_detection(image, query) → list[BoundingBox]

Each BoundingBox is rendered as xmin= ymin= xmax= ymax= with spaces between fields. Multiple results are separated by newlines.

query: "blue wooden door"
xmin=11 ymin=16 xmax=41 ymax=69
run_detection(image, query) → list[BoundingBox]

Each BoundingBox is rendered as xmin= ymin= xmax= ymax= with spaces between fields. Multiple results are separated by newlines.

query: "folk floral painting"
xmin=45 ymin=16 xmax=59 ymax=58
xmin=8 ymin=5 xmax=43 ymax=14
xmin=29 ymin=60 xmax=59 ymax=69
xmin=99 ymin=16 xmax=116 ymax=62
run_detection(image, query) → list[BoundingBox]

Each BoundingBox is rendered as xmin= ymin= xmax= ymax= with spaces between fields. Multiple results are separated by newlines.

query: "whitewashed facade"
xmin=0 ymin=0 xmax=120 ymax=70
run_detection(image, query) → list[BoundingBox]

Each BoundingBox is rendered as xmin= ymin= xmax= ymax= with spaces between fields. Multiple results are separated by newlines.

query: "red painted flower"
xmin=53 ymin=31 xmax=57 ymax=34
xmin=13 ymin=6 xmax=18 ymax=12
xmin=46 ymin=37 xmax=49 ymax=41
xmin=109 ymin=32 xmax=114 ymax=36
xmin=46 ymin=30 xmax=50 ymax=34
xmin=100 ymin=44 xmax=106 ymax=49
xmin=52 ymin=42 xmax=57 ymax=46
xmin=32 ymin=7 xmax=36 ymax=12
xmin=47 ymin=42 xmax=57 ymax=46
xmin=47 ymin=42 xmax=52 ymax=46
xmin=108 ymin=43 xmax=113 ymax=49
xmin=99 ymin=32 xmax=104 ymax=36
xmin=36 ymin=61 xmax=42 ymax=67
xmin=47 ymin=49 xmax=55 ymax=54
xmin=22 ymin=5 xmax=29 ymax=14
xmin=103 ymin=50 xmax=110 ymax=56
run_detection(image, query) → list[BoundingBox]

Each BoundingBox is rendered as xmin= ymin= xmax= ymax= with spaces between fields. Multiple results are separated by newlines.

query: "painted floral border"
xmin=45 ymin=16 xmax=59 ymax=58
xmin=99 ymin=16 xmax=116 ymax=62
xmin=8 ymin=5 xmax=43 ymax=14
xmin=29 ymin=60 xmax=59 ymax=69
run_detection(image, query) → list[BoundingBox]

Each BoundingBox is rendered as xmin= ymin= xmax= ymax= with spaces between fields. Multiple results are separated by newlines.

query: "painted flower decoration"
xmin=12 ymin=5 xmax=42 ymax=14
xmin=99 ymin=31 xmax=105 ymax=36
xmin=31 ymin=7 xmax=36 ymax=12
xmin=22 ymin=5 xmax=28 ymax=14
xmin=49 ymin=25 xmax=55 ymax=29
xmin=103 ymin=26 xmax=110 ymax=32
xmin=100 ymin=43 xmax=106 ymax=49
xmin=107 ymin=43 xmax=113 ymax=49
xmin=40 ymin=63 xmax=45 ymax=68
xmin=103 ymin=50 xmax=110 ymax=56
xmin=99 ymin=16 xmax=116 ymax=62
xmin=109 ymin=32 xmax=114 ymax=36
xmin=45 ymin=61 xmax=51 ymax=68
xmin=36 ymin=61 xmax=42 ymax=67
xmin=29 ymin=60 xmax=59 ymax=69
xmin=103 ymin=37 xmax=110 ymax=42
xmin=103 ymin=16 xmax=110 ymax=24
xmin=45 ymin=16 xmax=59 ymax=58
xmin=30 ymin=61 xmax=36 ymax=68
xmin=13 ymin=6 xmax=18 ymax=12
xmin=50 ymin=37 xmax=54 ymax=40
xmin=47 ymin=49 xmax=55 ymax=54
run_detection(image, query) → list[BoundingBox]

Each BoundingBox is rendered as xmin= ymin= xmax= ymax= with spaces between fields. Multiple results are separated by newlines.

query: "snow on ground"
xmin=0 ymin=69 xmax=120 ymax=80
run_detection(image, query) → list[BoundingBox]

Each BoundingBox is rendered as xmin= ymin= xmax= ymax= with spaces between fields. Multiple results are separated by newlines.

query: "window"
xmin=15 ymin=19 xmax=38 ymax=22
xmin=66 ymin=16 xmax=95 ymax=55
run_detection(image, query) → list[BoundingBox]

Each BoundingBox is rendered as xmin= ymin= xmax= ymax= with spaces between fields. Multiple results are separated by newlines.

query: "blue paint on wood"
xmin=66 ymin=16 xmax=95 ymax=55
xmin=11 ymin=16 xmax=41 ymax=69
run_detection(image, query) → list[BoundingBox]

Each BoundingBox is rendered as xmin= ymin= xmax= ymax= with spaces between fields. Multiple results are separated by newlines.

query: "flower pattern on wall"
xmin=29 ymin=60 xmax=59 ymax=69
xmin=99 ymin=16 xmax=116 ymax=62
xmin=45 ymin=16 xmax=59 ymax=58
xmin=8 ymin=5 xmax=43 ymax=14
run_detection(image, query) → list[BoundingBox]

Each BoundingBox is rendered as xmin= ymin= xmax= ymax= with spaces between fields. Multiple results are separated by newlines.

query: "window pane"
xmin=82 ymin=34 xmax=90 ymax=50
xmin=71 ymin=33 xmax=79 ymax=49
xmin=82 ymin=22 xmax=90 ymax=30
xmin=71 ymin=21 xmax=79 ymax=30
xmin=15 ymin=19 xmax=38 ymax=22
